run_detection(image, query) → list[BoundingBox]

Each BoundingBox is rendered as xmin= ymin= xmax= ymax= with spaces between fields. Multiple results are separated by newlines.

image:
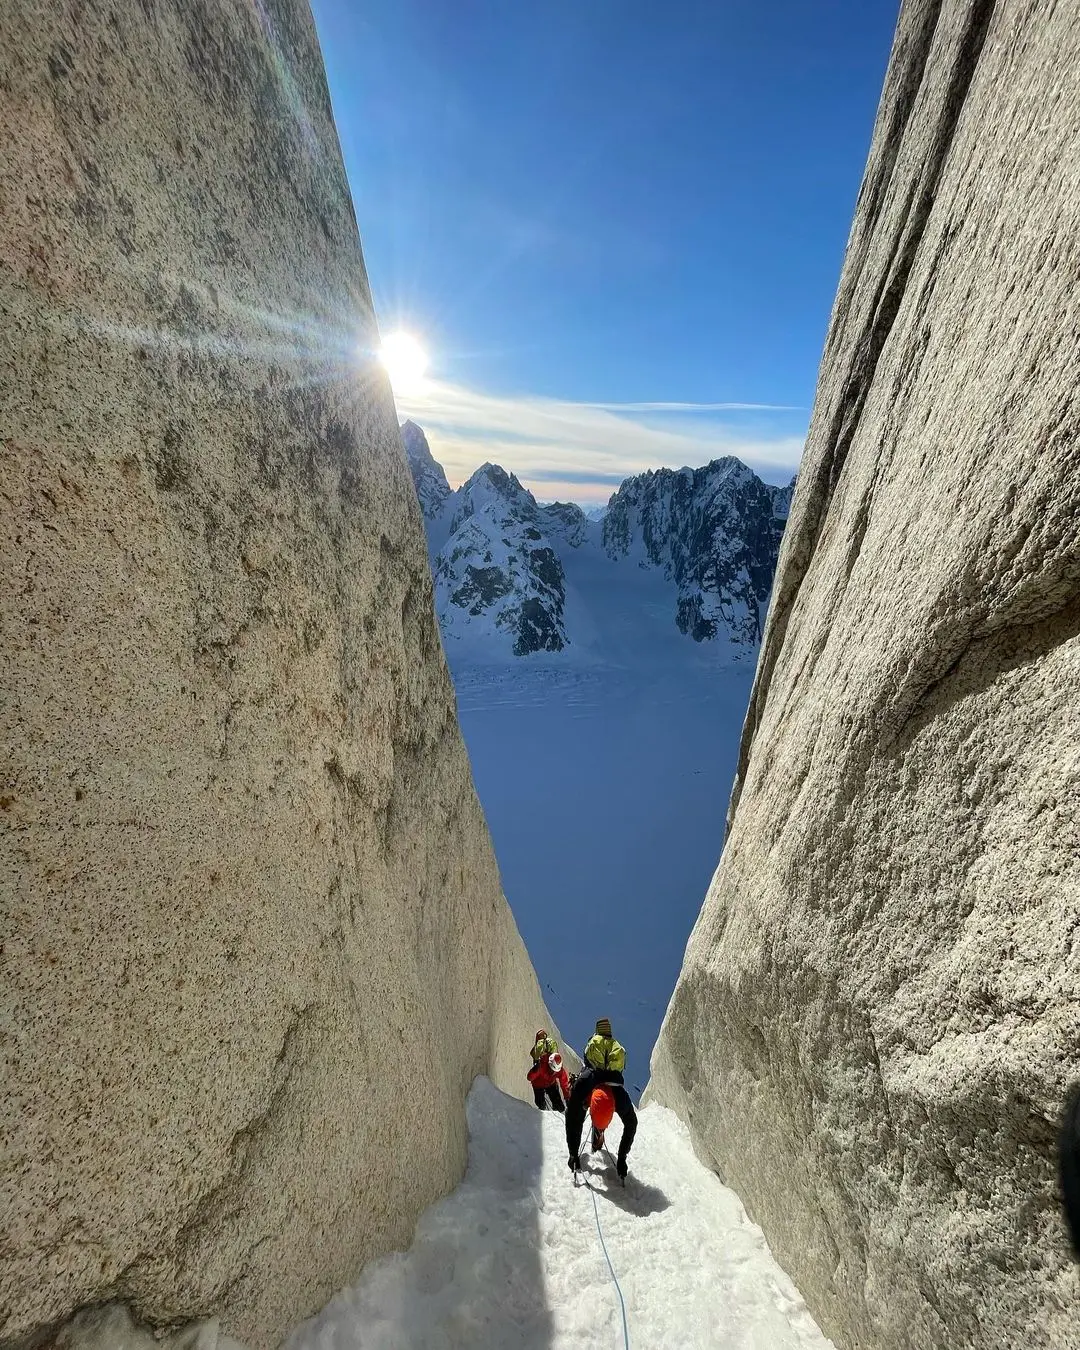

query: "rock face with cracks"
xmin=0 ymin=2 xmax=560 ymax=1346
xmin=648 ymin=2 xmax=1080 ymax=1348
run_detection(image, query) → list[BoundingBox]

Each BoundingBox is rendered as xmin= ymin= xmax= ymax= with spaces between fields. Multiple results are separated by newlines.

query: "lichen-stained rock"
xmin=0 ymin=2 xmax=559 ymax=1346
xmin=648 ymin=3 xmax=1080 ymax=1349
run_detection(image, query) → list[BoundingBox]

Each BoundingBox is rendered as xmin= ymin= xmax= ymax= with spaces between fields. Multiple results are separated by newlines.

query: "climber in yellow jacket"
xmin=566 ymin=1017 xmax=637 ymax=1178
xmin=531 ymin=1029 xmax=558 ymax=1065
xmin=583 ymin=1021 xmax=626 ymax=1074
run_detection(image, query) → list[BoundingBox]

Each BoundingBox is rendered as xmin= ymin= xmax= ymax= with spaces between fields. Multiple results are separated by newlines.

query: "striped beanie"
xmin=595 ymin=1017 xmax=612 ymax=1038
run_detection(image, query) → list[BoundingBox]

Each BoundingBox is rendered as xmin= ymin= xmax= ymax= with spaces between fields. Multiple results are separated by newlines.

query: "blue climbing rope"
xmin=586 ymin=1176 xmax=630 ymax=1350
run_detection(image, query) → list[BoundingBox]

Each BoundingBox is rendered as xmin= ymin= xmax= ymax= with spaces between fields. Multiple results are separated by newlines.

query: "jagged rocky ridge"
xmin=401 ymin=419 xmax=450 ymax=520
xmin=603 ymin=461 xmax=794 ymax=644
xmin=403 ymin=421 xmax=793 ymax=659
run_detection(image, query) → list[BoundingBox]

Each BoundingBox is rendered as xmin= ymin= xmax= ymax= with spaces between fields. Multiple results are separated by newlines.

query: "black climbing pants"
xmin=534 ymin=1083 xmax=565 ymax=1111
xmin=566 ymin=1069 xmax=637 ymax=1164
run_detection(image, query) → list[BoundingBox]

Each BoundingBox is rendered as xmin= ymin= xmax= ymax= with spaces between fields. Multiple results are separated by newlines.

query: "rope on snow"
xmin=585 ymin=1174 xmax=630 ymax=1349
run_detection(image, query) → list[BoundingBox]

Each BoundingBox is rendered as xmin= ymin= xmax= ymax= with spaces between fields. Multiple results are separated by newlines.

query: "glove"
xmin=616 ymin=1156 xmax=628 ymax=1179
xmin=568 ymin=1153 xmax=580 ymax=1172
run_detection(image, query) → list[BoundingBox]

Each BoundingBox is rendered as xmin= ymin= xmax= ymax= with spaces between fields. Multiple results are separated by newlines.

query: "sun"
xmin=379 ymin=330 xmax=429 ymax=394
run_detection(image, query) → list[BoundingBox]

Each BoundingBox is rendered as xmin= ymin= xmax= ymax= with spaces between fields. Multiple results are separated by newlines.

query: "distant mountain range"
xmin=401 ymin=419 xmax=794 ymax=662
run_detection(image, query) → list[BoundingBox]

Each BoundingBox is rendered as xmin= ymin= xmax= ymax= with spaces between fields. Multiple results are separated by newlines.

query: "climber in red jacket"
xmin=526 ymin=1030 xmax=567 ymax=1111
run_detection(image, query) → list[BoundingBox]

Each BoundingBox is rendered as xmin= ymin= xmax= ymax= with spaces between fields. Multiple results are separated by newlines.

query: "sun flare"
xmin=379 ymin=330 xmax=429 ymax=394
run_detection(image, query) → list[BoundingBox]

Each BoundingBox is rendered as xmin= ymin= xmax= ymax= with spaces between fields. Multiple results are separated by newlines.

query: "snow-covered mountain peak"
xmin=449 ymin=462 xmax=537 ymax=529
xmin=540 ymin=500 xmax=589 ymax=548
xmin=430 ymin=450 xmax=569 ymax=658
xmin=602 ymin=458 xmax=787 ymax=647
xmin=470 ymin=462 xmax=528 ymax=498
xmin=402 ymin=419 xmax=451 ymax=519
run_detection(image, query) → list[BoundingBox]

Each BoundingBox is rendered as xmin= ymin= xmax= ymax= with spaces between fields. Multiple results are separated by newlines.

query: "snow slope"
xmin=456 ymin=660 xmax=751 ymax=1087
xmin=288 ymin=1076 xmax=834 ymax=1350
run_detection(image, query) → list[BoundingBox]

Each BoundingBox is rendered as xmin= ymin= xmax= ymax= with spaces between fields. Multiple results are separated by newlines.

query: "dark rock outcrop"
xmin=603 ymin=459 xmax=785 ymax=647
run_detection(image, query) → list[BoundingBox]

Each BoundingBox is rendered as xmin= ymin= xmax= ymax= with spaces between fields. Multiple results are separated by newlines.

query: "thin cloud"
xmin=395 ymin=378 xmax=804 ymax=503
xmin=582 ymin=400 xmax=805 ymax=413
xmin=526 ymin=468 xmax=630 ymax=487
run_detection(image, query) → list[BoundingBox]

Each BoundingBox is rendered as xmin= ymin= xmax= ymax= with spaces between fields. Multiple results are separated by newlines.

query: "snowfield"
xmin=287 ymin=1077 xmax=834 ymax=1350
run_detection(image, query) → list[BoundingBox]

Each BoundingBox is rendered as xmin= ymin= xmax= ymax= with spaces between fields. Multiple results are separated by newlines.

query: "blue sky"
xmin=311 ymin=0 xmax=899 ymax=503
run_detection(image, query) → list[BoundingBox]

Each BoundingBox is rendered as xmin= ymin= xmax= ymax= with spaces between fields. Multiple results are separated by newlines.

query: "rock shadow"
xmin=286 ymin=1076 xmax=555 ymax=1350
